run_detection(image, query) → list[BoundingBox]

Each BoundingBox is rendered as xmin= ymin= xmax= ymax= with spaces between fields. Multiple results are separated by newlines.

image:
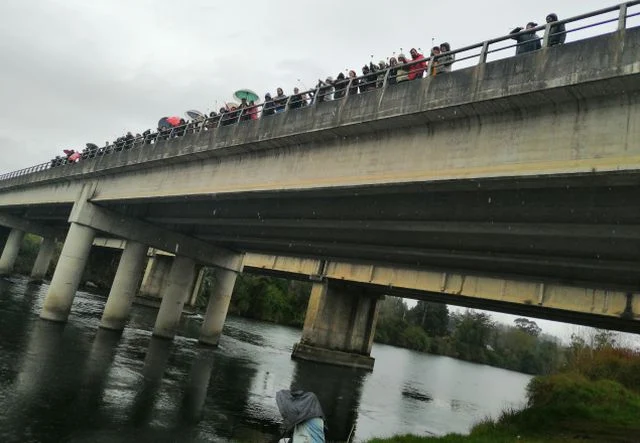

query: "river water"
xmin=0 ymin=276 xmax=532 ymax=442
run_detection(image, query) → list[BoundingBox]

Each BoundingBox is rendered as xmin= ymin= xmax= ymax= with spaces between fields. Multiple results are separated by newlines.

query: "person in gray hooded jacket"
xmin=510 ymin=22 xmax=542 ymax=55
xmin=546 ymin=13 xmax=566 ymax=46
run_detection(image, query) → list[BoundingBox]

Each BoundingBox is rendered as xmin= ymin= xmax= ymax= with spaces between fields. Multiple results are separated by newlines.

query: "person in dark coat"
xmin=387 ymin=57 xmax=398 ymax=86
xmin=347 ymin=70 xmax=359 ymax=95
xmin=359 ymin=64 xmax=378 ymax=93
xmin=333 ymin=72 xmax=348 ymax=99
xmin=510 ymin=22 xmax=542 ymax=55
xmin=263 ymin=93 xmax=276 ymax=116
xmin=546 ymin=13 xmax=566 ymax=47
xmin=274 ymin=87 xmax=288 ymax=112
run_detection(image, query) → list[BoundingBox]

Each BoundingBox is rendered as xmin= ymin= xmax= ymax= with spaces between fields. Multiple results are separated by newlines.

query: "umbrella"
xmin=225 ymin=101 xmax=240 ymax=110
xmin=158 ymin=117 xmax=173 ymax=129
xmin=166 ymin=116 xmax=181 ymax=126
xmin=185 ymin=110 xmax=205 ymax=121
xmin=234 ymin=89 xmax=259 ymax=103
xmin=86 ymin=143 xmax=99 ymax=150
xmin=63 ymin=149 xmax=75 ymax=156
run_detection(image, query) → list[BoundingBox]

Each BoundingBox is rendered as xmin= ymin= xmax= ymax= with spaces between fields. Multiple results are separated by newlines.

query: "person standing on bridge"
xmin=439 ymin=42 xmax=455 ymax=73
xmin=408 ymin=48 xmax=426 ymax=80
xmin=546 ymin=13 xmax=566 ymax=47
xmin=275 ymin=87 xmax=288 ymax=112
xmin=510 ymin=22 xmax=542 ymax=55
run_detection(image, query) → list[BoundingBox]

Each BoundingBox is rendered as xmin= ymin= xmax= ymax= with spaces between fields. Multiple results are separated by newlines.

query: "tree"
xmin=408 ymin=301 xmax=449 ymax=337
xmin=514 ymin=318 xmax=542 ymax=337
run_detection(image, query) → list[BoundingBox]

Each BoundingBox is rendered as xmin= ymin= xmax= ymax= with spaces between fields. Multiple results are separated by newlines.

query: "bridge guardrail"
xmin=1 ymin=1 xmax=639 ymax=184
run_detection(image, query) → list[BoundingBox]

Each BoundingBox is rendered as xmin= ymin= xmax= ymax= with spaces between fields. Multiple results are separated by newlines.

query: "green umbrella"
xmin=233 ymin=89 xmax=259 ymax=103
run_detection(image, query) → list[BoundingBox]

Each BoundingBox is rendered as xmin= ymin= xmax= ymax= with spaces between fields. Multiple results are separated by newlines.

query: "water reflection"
xmin=0 ymin=277 xmax=533 ymax=442
xmin=291 ymin=361 xmax=367 ymax=441
xmin=180 ymin=347 xmax=215 ymax=423
xmin=130 ymin=337 xmax=173 ymax=426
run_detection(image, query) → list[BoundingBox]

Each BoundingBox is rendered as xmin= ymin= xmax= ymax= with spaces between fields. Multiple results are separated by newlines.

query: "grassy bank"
xmin=370 ymin=346 xmax=640 ymax=443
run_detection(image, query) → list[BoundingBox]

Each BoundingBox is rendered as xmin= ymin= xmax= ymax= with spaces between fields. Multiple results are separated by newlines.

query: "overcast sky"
xmin=0 ymin=0 xmax=626 ymax=174
xmin=2 ymin=0 xmax=636 ymax=344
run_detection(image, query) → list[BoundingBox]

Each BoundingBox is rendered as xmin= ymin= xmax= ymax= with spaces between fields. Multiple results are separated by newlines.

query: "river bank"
xmin=369 ymin=346 xmax=640 ymax=443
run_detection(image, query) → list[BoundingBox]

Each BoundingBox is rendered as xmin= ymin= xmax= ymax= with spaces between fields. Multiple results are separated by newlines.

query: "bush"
xmin=563 ymin=346 xmax=640 ymax=393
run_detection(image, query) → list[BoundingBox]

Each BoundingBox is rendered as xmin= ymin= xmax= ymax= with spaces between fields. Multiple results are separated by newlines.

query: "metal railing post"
xmin=381 ymin=68 xmax=391 ymax=88
xmin=542 ymin=23 xmax=552 ymax=48
xmin=478 ymin=41 xmax=489 ymax=64
xmin=618 ymin=3 xmax=628 ymax=30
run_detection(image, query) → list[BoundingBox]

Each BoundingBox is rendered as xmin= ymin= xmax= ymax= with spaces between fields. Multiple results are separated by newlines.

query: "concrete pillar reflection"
xmin=152 ymin=256 xmax=197 ymax=339
xmin=181 ymin=349 xmax=216 ymax=422
xmin=291 ymin=360 xmax=366 ymax=441
xmin=199 ymin=267 xmax=239 ymax=346
xmin=0 ymin=228 xmax=25 ymax=276
xmin=40 ymin=222 xmax=96 ymax=322
xmin=130 ymin=337 xmax=173 ymax=425
xmin=100 ymin=240 xmax=148 ymax=331
xmin=30 ymin=237 xmax=57 ymax=281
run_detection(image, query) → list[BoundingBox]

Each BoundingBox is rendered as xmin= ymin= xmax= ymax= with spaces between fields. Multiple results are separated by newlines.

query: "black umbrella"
xmin=86 ymin=143 xmax=99 ymax=150
xmin=158 ymin=117 xmax=173 ymax=129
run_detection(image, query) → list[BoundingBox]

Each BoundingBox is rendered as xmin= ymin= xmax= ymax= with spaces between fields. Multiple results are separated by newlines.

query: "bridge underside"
xmin=7 ymin=170 xmax=640 ymax=293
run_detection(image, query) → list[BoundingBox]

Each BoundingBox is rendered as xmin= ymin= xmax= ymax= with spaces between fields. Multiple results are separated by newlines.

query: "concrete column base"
xmin=0 ymin=228 xmax=25 ymax=276
xmin=100 ymin=240 xmax=148 ymax=331
xmin=152 ymin=256 xmax=197 ymax=340
xmin=30 ymin=237 xmax=56 ymax=282
xmin=291 ymin=280 xmax=381 ymax=371
xmin=199 ymin=266 xmax=241 ymax=346
xmin=291 ymin=342 xmax=375 ymax=371
xmin=40 ymin=223 xmax=95 ymax=323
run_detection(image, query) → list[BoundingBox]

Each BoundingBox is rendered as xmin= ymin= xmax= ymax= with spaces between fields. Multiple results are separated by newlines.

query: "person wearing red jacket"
xmin=408 ymin=47 xmax=426 ymax=80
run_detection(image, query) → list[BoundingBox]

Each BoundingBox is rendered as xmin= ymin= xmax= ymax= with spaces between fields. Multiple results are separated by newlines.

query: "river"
xmin=0 ymin=276 xmax=532 ymax=442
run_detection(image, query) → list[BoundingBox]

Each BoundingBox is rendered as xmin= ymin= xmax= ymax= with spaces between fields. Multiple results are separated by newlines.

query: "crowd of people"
xmin=510 ymin=13 xmax=567 ymax=55
xmin=49 ymin=12 xmax=566 ymax=169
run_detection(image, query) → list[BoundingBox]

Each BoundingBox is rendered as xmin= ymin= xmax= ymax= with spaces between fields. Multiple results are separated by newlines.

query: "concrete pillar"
xmin=188 ymin=266 xmax=205 ymax=307
xmin=139 ymin=254 xmax=173 ymax=299
xmin=40 ymin=223 xmax=96 ymax=322
xmin=0 ymin=228 xmax=25 ymax=276
xmin=292 ymin=280 xmax=382 ymax=371
xmin=30 ymin=237 xmax=57 ymax=281
xmin=152 ymin=256 xmax=197 ymax=339
xmin=199 ymin=267 xmax=239 ymax=346
xmin=100 ymin=240 xmax=148 ymax=331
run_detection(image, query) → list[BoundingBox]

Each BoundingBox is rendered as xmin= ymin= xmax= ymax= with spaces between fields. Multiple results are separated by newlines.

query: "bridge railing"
xmin=1 ymin=1 xmax=639 ymax=185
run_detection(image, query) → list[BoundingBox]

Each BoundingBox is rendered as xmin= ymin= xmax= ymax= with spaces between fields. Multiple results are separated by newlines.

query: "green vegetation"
xmin=375 ymin=297 xmax=563 ymax=375
xmin=197 ymin=271 xmax=311 ymax=327
xmin=13 ymin=234 xmax=43 ymax=275
xmin=369 ymin=334 xmax=640 ymax=443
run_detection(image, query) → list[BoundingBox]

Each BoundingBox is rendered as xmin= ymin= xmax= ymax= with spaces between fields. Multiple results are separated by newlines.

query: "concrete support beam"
xmin=30 ymin=237 xmax=57 ymax=281
xmin=199 ymin=265 xmax=242 ymax=346
xmin=40 ymin=222 xmax=96 ymax=322
xmin=0 ymin=228 xmax=25 ymax=276
xmin=69 ymin=196 xmax=242 ymax=272
xmin=292 ymin=280 xmax=381 ymax=370
xmin=152 ymin=256 xmax=197 ymax=339
xmin=0 ymin=212 xmax=59 ymax=239
xmin=100 ymin=240 xmax=148 ymax=331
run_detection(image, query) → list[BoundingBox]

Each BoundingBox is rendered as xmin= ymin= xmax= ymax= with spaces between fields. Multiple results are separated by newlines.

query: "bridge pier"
xmin=139 ymin=253 xmax=173 ymax=299
xmin=100 ymin=240 xmax=148 ymax=331
xmin=292 ymin=280 xmax=381 ymax=371
xmin=152 ymin=256 xmax=198 ymax=339
xmin=0 ymin=228 xmax=25 ymax=276
xmin=30 ymin=237 xmax=57 ymax=282
xmin=199 ymin=266 xmax=242 ymax=346
xmin=40 ymin=223 xmax=96 ymax=322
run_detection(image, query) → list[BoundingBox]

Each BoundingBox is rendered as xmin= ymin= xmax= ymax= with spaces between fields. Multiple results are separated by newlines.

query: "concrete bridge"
xmin=1 ymin=5 xmax=640 ymax=369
